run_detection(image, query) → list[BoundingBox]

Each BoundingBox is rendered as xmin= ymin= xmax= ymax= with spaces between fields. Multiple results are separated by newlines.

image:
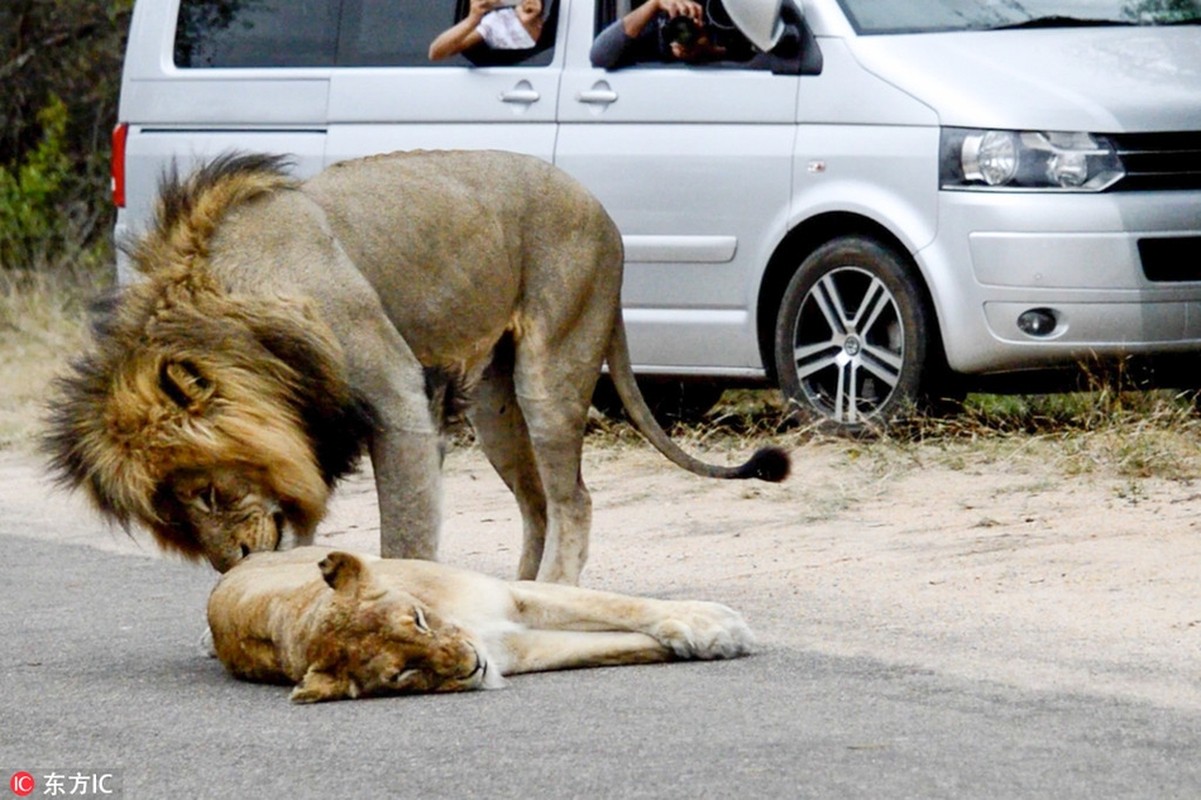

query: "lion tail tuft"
xmin=605 ymin=319 xmax=791 ymax=484
xmin=731 ymin=446 xmax=791 ymax=482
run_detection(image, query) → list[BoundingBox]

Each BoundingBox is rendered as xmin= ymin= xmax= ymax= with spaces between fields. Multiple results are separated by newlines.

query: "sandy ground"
xmin=6 ymin=435 xmax=1199 ymax=712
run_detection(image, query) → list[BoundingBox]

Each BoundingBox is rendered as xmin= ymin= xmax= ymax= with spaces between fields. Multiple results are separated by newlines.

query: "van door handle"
xmin=577 ymin=82 xmax=618 ymax=105
xmin=500 ymin=81 xmax=540 ymax=105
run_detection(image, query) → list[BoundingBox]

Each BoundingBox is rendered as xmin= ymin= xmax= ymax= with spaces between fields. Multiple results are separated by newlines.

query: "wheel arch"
xmin=755 ymin=211 xmax=948 ymax=385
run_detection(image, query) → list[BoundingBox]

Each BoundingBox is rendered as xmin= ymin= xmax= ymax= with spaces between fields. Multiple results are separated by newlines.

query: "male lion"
xmin=45 ymin=150 xmax=788 ymax=582
xmin=208 ymin=546 xmax=754 ymax=703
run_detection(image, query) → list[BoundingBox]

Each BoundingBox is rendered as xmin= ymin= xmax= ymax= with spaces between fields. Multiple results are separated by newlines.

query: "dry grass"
xmin=614 ymin=384 xmax=1201 ymax=486
xmin=5 ymin=272 xmax=1201 ymax=491
xmin=0 ymin=267 xmax=110 ymax=449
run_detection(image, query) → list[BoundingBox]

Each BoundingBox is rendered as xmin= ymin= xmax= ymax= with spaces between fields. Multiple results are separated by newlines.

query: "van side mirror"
xmin=770 ymin=13 xmax=823 ymax=76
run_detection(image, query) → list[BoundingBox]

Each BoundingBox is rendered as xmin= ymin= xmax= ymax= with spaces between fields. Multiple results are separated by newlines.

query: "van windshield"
xmin=838 ymin=0 xmax=1201 ymax=34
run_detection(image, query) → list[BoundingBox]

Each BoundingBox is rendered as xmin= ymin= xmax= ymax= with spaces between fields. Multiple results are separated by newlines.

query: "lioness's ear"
xmin=159 ymin=359 xmax=215 ymax=410
xmin=319 ymin=551 xmax=367 ymax=594
xmin=291 ymin=667 xmax=350 ymax=704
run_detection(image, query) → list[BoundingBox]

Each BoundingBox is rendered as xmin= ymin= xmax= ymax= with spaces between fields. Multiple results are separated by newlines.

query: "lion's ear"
xmin=319 ymin=551 xmax=367 ymax=595
xmin=291 ymin=667 xmax=350 ymax=704
xmin=159 ymin=359 xmax=215 ymax=410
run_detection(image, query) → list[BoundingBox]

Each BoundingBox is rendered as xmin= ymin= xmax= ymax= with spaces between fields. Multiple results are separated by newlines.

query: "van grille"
xmin=1111 ymin=132 xmax=1201 ymax=191
xmin=1140 ymin=237 xmax=1201 ymax=282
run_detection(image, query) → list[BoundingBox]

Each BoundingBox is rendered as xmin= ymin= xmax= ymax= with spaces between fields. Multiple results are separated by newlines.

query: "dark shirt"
xmin=590 ymin=14 xmax=677 ymax=69
xmin=589 ymin=11 xmax=799 ymax=71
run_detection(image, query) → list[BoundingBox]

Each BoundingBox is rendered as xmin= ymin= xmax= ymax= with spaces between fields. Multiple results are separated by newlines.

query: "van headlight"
xmin=940 ymin=128 xmax=1124 ymax=191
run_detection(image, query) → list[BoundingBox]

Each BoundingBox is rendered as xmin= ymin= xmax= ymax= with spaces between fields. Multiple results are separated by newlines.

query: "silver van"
xmin=114 ymin=0 xmax=1201 ymax=432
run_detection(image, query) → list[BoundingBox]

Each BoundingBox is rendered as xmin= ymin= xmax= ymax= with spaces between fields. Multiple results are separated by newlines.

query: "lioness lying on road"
xmin=208 ymin=547 xmax=754 ymax=703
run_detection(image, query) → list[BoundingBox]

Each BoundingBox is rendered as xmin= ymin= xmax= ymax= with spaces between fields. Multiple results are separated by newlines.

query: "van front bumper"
xmin=922 ymin=189 xmax=1201 ymax=374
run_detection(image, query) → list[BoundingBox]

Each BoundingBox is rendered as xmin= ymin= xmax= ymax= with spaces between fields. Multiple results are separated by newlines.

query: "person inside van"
xmin=591 ymin=0 xmax=798 ymax=70
xmin=429 ymin=0 xmax=545 ymax=61
xmin=590 ymin=0 xmax=742 ymax=68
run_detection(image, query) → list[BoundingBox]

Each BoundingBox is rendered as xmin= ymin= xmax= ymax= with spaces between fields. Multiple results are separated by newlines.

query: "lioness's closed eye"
xmin=207 ymin=547 xmax=755 ymax=703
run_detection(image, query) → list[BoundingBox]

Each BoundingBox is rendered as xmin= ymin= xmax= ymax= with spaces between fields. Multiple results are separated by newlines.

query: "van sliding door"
xmin=325 ymin=1 xmax=563 ymax=165
xmin=554 ymin=1 xmax=800 ymax=375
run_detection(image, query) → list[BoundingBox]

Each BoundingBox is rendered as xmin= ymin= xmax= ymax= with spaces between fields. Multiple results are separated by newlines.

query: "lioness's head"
xmin=42 ymin=156 xmax=376 ymax=571
xmin=291 ymin=552 xmax=496 ymax=703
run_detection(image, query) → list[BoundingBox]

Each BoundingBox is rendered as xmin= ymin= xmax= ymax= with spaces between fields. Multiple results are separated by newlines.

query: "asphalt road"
xmin=3 ymin=522 xmax=1201 ymax=799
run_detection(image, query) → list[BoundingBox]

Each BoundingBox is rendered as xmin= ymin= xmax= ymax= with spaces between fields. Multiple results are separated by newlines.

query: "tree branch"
xmin=0 ymin=26 xmax=95 ymax=81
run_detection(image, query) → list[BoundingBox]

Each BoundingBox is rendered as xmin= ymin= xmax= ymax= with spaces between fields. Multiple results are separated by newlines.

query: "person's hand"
xmin=669 ymin=36 xmax=725 ymax=60
xmin=468 ymin=0 xmax=501 ymax=22
xmin=621 ymin=0 xmax=701 ymax=39
xmin=516 ymin=0 xmax=543 ymax=25
xmin=656 ymin=0 xmax=703 ymax=26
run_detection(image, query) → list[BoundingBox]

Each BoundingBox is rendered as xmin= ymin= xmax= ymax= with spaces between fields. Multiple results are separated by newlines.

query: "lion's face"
xmin=291 ymin=553 xmax=492 ymax=703
xmin=157 ymin=465 xmax=296 ymax=573
xmin=43 ymin=250 xmax=376 ymax=571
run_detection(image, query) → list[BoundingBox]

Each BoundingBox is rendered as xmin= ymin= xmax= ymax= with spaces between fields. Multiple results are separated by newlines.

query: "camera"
xmin=662 ymin=15 xmax=701 ymax=48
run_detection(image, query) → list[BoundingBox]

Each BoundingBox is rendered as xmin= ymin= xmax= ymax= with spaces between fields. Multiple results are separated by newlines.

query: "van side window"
xmin=590 ymin=0 xmax=806 ymax=73
xmin=174 ymin=0 xmax=340 ymax=68
xmin=173 ymin=1 xmax=555 ymax=69
xmin=338 ymin=2 xmax=462 ymax=66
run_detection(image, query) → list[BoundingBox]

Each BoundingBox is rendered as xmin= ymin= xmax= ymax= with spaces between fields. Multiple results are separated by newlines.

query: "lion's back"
xmin=301 ymin=150 xmax=618 ymax=247
xmin=309 ymin=149 xmax=569 ymax=205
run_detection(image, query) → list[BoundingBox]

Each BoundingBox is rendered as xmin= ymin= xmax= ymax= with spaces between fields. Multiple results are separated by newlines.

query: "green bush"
xmin=1 ymin=0 xmax=130 ymax=276
xmin=0 ymin=94 xmax=72 ymax=270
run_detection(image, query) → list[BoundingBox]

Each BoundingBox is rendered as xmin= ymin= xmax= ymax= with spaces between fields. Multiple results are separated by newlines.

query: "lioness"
xmin=45 ymin=151 xmax=788 ymax=583
xmin=208 ymin=546 xmax=754 ymax=703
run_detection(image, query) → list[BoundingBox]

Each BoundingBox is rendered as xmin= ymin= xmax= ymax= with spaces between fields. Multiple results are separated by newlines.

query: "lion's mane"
xmin=43 ymin=155 xmax=376 ymax=559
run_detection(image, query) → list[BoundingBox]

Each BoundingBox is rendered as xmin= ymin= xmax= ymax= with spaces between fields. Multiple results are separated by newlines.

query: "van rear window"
xmin=174 ymin=0 xmax=556 ymax=69
xmin=338 ymin=2 xmax=461 ymax=66
xmin=174 ymin=0 xmax=340 ymax=68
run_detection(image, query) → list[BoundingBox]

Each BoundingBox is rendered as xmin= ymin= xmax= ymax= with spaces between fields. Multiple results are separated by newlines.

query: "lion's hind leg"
xmin=468 ymin=347 xmax=549 ymax=582
xmin=510 ymin=333 xmax=603 ymax=586
xmin=501 ymin=630 xmax=671 ymax=675
xmin=509 ymin=382 xmax=594 ymax=585
xmin=508 ymin=583 xmax=756 ymax=661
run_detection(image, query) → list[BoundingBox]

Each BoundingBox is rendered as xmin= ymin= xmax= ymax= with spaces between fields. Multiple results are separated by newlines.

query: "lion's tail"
xmin=604 ymin=320 xmax=790 ymax=483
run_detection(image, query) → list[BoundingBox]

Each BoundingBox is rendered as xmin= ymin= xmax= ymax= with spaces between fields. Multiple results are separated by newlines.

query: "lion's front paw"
xmin=650 ymin=602 xmax=755 ymax=660
xmin=199 ymin=625 xmax=216 ymax=659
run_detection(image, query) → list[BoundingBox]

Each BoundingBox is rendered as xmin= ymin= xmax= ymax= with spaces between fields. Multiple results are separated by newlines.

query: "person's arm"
xmin=589 ymin=0 xmax=703 ymax=69
xmin=621 ymin=0 xmax=666 ymax=36
xmin=428 ymin=0 xmax=494 ymax=61
xmin=589 ymin=18 xmax=638 ymax=68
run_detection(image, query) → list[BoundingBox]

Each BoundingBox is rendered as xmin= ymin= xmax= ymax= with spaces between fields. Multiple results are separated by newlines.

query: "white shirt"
xmin=476 ymin=8 xmax=536 ymax=50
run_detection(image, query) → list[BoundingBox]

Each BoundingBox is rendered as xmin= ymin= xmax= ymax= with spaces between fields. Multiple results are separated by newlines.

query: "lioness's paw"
xmin=199 ymin=626 xmax=216 ymax=659
xmin=650 ymin=602 xmax=755 ymax=660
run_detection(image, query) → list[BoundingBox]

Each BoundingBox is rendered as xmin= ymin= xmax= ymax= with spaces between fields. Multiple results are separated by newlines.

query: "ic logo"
xmin=9 ymin=772 xmax=35 ymax=797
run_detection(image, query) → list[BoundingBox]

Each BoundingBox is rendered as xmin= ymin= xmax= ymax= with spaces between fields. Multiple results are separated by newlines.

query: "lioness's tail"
xmin=605 ymin=321 xmax=790 ymax=482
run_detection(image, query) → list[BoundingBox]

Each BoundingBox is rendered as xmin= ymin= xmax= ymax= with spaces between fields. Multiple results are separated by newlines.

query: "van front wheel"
xmin=773 ymin=237 xmax=930 ymax=433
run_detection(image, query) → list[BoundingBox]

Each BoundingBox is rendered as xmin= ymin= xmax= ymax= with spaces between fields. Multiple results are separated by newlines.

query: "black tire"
xmin=773 ymin=236 xmax=933 ymax=433
xmin=592 ymin=376 xmax=725 ymax=425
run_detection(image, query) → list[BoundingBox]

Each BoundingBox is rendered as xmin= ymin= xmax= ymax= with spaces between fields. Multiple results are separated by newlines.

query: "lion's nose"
xmin=210 ymin=549 xmax=242 ymax=573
